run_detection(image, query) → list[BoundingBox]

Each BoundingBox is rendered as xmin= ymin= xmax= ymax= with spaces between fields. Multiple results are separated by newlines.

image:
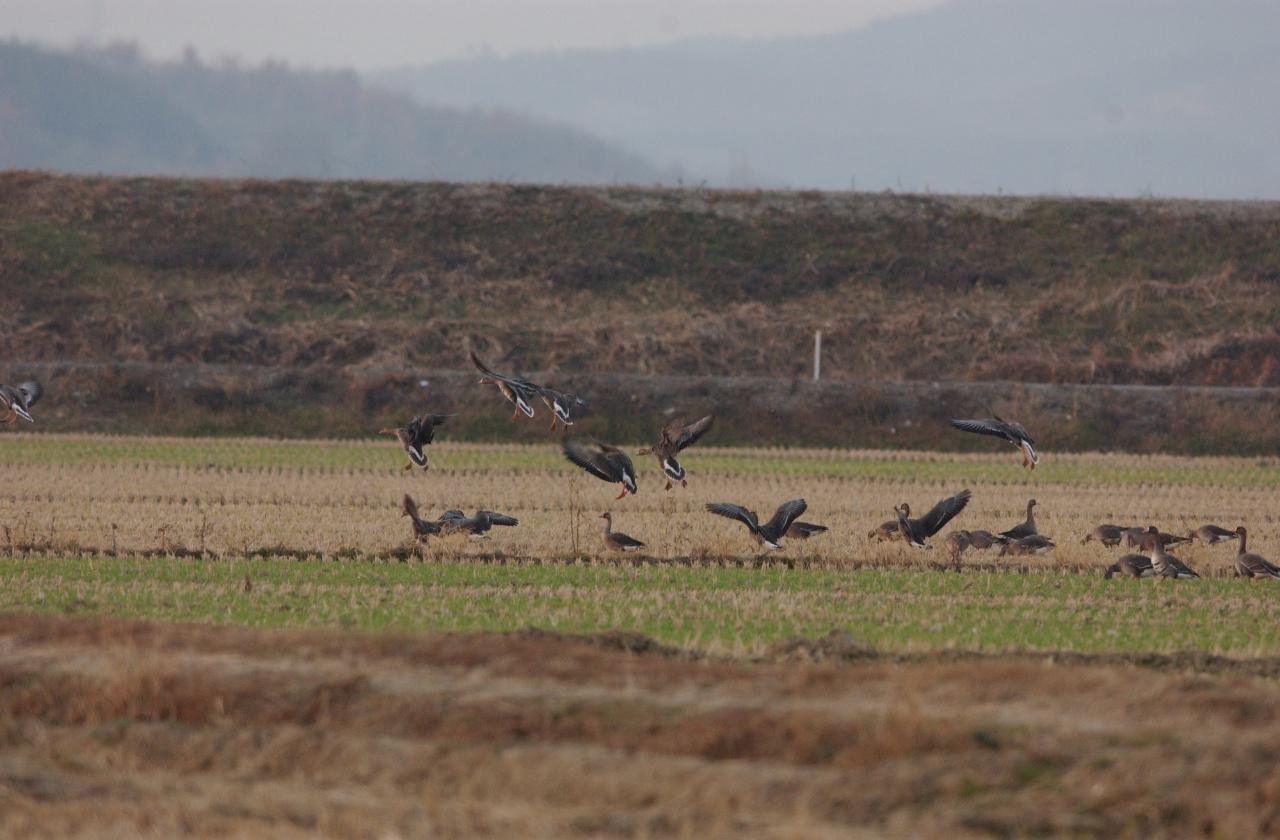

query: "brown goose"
xmin=1125 ymin=527 xmax=1190 ymax=549
xmin=402 ymin=494 xmax=445 ymax=542
xmin=964 ymin=529 xmax=1000 ymax=551
xmin=1103 ymin=554 xmax=1155 ymax=579
xmin=563 ymin=439 xmax=638 ymax=499
xmin=998 ymin=534 xmax=1056 ymax=557
xmin=639 ymin=415 xmax=714 ymax=490
xmin=1232 ymin=527 xmax=1280 ymax=579
xmin=785 ymin=520 xmax=829 ymax=540
xmin=1082 ymin=524 xmax=1127 ymax=547
xmin=1189 ymin=524 xmax=1239 ymax=545
xmin=948 ymin=416 xmax=1039 ymax=469
xmin=601 ymin=512 xmax=645 ymax=552
xmin=945 ymin=530 xmax=971 ymax=562
xmin=0 ymin=380 xmax=41 ymax=425
xmin=998 ymin=499 xmax=1038 ymax=542
xmin=868 ymin=520 xmax=903 ymax=542
xmin=1144 ymin=528 xmax=1199 ymax=579
xmin=895 ymin=489 xmax=972 ymax=549
xmin=706 ymin=498 xmax=807 ymax=551
xmin=380 ymin=413 xmax=450 ymax=471
xmin=470 ymin=351 xmax=540 ymax=420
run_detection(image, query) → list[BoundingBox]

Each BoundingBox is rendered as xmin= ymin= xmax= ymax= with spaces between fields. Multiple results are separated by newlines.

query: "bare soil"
xmin=3 ymin=613 xmax=1280 ymax=838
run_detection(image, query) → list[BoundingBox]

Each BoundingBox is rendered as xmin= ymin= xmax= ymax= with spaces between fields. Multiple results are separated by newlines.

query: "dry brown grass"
xmin=3 ymin=612 xmax=1280 ymax=838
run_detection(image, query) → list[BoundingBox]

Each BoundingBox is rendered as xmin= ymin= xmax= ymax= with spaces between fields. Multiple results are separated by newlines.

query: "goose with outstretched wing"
xmin=705 ymin=498 xmax=808 ymax=551
xmin=894 ymin=489 xmax=972 ymax=548
xmin=639 ymin=414 xmax=714 ymax=490
xmin=470 ymin=351 xmax=541 ymax=421
xmin=949 ymin=416 xmax=1039 ymax=469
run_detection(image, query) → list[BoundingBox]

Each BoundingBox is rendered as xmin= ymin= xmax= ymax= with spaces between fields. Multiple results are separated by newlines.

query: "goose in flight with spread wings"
xmin=470 ymin=351 xmax=541 ymax=421
xmin=0 ymin=380 xmax=42 ymax=425
xmin=705 ymin=498 xmax=809 ymax=551
xmin=638 ymin=415 xmax=714 ymax=490
xmin=563 ymin=438 xmax=638 ymax=499
xmin=949 ymin=416 xmax=1039 ymax=469
xmin=380 ymin=413 xmax=450 ymax=470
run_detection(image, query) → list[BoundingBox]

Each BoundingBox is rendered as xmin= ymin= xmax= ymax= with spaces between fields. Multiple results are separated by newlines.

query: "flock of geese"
xmin=3 ymin=366 xmax=1274 ymax=579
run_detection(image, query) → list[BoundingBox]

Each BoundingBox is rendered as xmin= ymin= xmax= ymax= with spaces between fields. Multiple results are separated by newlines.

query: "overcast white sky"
xmin=1 ymin=0 xmax=948 ymax=69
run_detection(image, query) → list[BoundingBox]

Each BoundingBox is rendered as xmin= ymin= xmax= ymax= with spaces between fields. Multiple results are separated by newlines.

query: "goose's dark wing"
xmin=479 ymin=511 xmax=519 ymax=527
xmin=564 ymin=440 xmax=624 ymax=483
xmin=949 ymin=418 xmax=1016 ymax=442
xmin=17 ymin=381 xmax=41 ymax=408
xmin=417 ymin=414 xmax=450 ymax=445
xmin=761 ymin=499 xmax=807 ymax=540
xmin=705 ymin=502 xmax=759 ymax=532
xmin=402 ymin=494 xmax=422 ymax=521
xmin=672 ymin=415 xmax=715 ymax=451
xmin=915 ymin=489 xmax=972 ymax=537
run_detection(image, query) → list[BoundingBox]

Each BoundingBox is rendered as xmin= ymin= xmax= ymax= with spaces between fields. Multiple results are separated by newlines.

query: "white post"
xmin=813 ymin=330 xmax=822 ymax=382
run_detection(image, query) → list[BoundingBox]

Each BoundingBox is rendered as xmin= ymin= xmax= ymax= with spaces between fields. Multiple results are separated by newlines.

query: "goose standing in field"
xmin=1145 ymin=528 xmax=1199 ymax=579
xmin=998 ymin=534 xmax=1056 ymax=557
xmin=998 ymin=499 xmax=1038 ymax=542
xmin=639 ymin=415 xmax=715 ymax=490
xmin=964 ymin=529 xmax=1000 ymax=552
xmin=402 ymin=494 xmax=445 ymax=542
xmin=1082 ymin=524 xmax=1128 ymax=547
xmin=705 ymin=498 xmax=808 ymax=551
xmin=0 ymin=380 xmax=41 ymax=425
xmin=948 ymin=416 xmax=1039 ymax=469
xmin=1232 ymin=527 xmax=1280 ymax=579
xmin=1189 ymin=524 xmax=1240 ymax=545
xmin=380 ymin=413 xmax=450 ymax=471
xmin=470 ymin=351 xmax=541 ymax=421
xmin=894 ymin=489 xmax=972 ymax=549
xmin=601 ymin=512 xmax=645 ymax=552
xmin=538 ymin=386 xmax=588 ymax=431
xmin=1125 ymin=527 xmax=1190 ymax=549
xmin=945 ymin=530 xmax=971 ymax=563
xmin=439 ymin=508 xmax=520 ymax=538
xmin=1103 ymin=554 xmax=1155 ymax=579
xmin=563 ymin=439 xmax=638 ymax=499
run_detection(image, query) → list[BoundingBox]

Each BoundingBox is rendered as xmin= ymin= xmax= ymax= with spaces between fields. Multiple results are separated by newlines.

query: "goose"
xmin=785 ymin=520 xmax=829 ymax=540
xmin=470 ymin=351 xmax=540 ymax=420
xmin=1103 ymin=554 xmax=1155 ymax=579
xmin=402 ymin=494 xmax=445 ymax=542
xmin=1125 ymin=527 xmax=1190 ymax=549
xmin=964 ymin=529 xmax=1000 ymax=551
xmin=998 ymin=534 xmax=1056 ymax=557
xmin=1232 ymin=526 xmax=1280 ymax=579
xmin=638 ymin=415 xmax=714 ymax=490
xmin=601 ymin=512 xmax=645 ymax=552
xmin=894 ymin=489 xmax=972 ymax=549
xmin=0 ymin=380 xmax=41 ymax=425
xmin=945 ymin=530 xmax=971 ymax=562
xmin=1145 ymin=528 xmax=1199 ymax=579
xmin=439 ymin=509 xmax=520 ymax=538
xmin=705 ymin=498 xmax=808 ymax=551
xmin=998 ymin=499 xmax=1038 ymax=542
xmin=380 ymin=413 xmax=450 ymax=471
xmin=868 ymin=520 xmax=903 ymax=542
xmin=948 ymin=416 xmax=1039 ymax=469
xmin=538 ymin=386 xmax=588 ymax=431
xmin=1189 ymin=524 xmax=1239 ymax=545
xmin=563 ymin=439 xmax=638 ymax=499
xmin=1082 ymin=524 xmax=1128 ymax=547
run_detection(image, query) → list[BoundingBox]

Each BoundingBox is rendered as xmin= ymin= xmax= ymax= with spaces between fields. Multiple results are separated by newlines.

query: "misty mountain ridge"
xmin=0 ymin=40 xmax=668 ymax=184
xmin=377 ymin=0 xmax=1280 ymax=198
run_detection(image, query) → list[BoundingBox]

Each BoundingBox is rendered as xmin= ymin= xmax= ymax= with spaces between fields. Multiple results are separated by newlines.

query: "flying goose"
xmin=470 ymin=351 xmax=540 ymax=420
xmin=998 ymin=499 xmax=1038 ymax=542
xmin=1189 ymin=524 xmax=1239 ymax=545
xmin=639 ymin=415 xmax=714 ymax=490
xmin=1103 ymin=554 xmax=1155 ymax=579
xmin=705 ymin=498 xmax=808 ymax=551
xmin=563 ymin=439 xmax=638 ymax=499
xmin=1232 ymin=527 xmax=1280 ymax=579
xmin=998 ymin=534 xmax=1056 ymax=557
xmin=380 ymin=413 xmax=450 ymax=471
xmin=1144 ymin=528 xmax=1199 ymax=579
xmin=439 ymin=509 xmax=520 ymax=538
xmin=402 ymin=494 xmax=445 ymax=542
xmin=948 ymin=416 xmax=1039 ymax=469
xmin=538 ymin=386 xmax=588 ymax=431
xmin=894 ymin=489 xmax=972 ymax=548
xmin=1082 ymin=524 xmax=1128 ymax=547
xmin=601 ymin=512 xmax=645 ymax=552
xmin=0 ymin=380 xmax=41 ymax=425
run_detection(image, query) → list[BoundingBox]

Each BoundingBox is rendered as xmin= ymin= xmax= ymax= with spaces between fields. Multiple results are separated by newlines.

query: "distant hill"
xmin=377 ymin=0 xmax=1280 ymax=197
xmin=0 ymin=41 xmax=666 ymax=184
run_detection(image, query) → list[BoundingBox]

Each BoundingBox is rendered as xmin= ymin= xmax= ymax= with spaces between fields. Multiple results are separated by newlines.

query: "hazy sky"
xmin=1 ymin=0 xmax=948 ymax=68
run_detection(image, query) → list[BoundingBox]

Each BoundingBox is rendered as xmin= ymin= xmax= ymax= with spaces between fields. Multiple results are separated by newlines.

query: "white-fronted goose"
xmin=965 ymin=529 xmax=1000 ymax=551
xmin=601 ymin=512 xmax=645 ymax=552
xmin=998 ymin=499 xmax=1038 ymax=542
xmin=402 ymin=494 xmax=445 ymax=542
xmin=563 ymin=439 xmax=638 ymax=499
xmin=639 ymin=415 xmax=714 ymax=490
xmin=1232 ymin=527 xmax=1280 ymax=579
xmin=0 ymin=380 xmax=41 ymax=425
xmin=1082 ymin=524 xmax=1127 ymax=547
xmin=471 ymin=351 xmax=540 ymax=420
xmin=1144 ymin=528 xmax=1199 ymax=579
xmin=998 ymin=534 xmax=1056 ymax=557
xmin=538 ymin=386 xmax=588 ymax=431
xmin=380 ymin=413 xmax=449 ymax=471
xmin=894 ymin=489 xmax=972 ymax=549
xmin=439 ymin=509 xmax=520 ymax=538
xmin=1103 ymin=554 xmax=1154 ymax=579
xmin=1125 ymin=527 xmax=1190 ymax=549
xmin=785 ymin=520 xmax=829 ymax=540
xmin=945 ymin=530 xmax=971 ymax=562
xmin=705 ymin=498 xmax=807 ymax=551
xmin=1189 ymin=524 xmax=1239 ymax=545
xmin=948 ymin=416 xmax=1039 ymax=469
xmin=868 ymin=520 xmax=902 ymax=542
